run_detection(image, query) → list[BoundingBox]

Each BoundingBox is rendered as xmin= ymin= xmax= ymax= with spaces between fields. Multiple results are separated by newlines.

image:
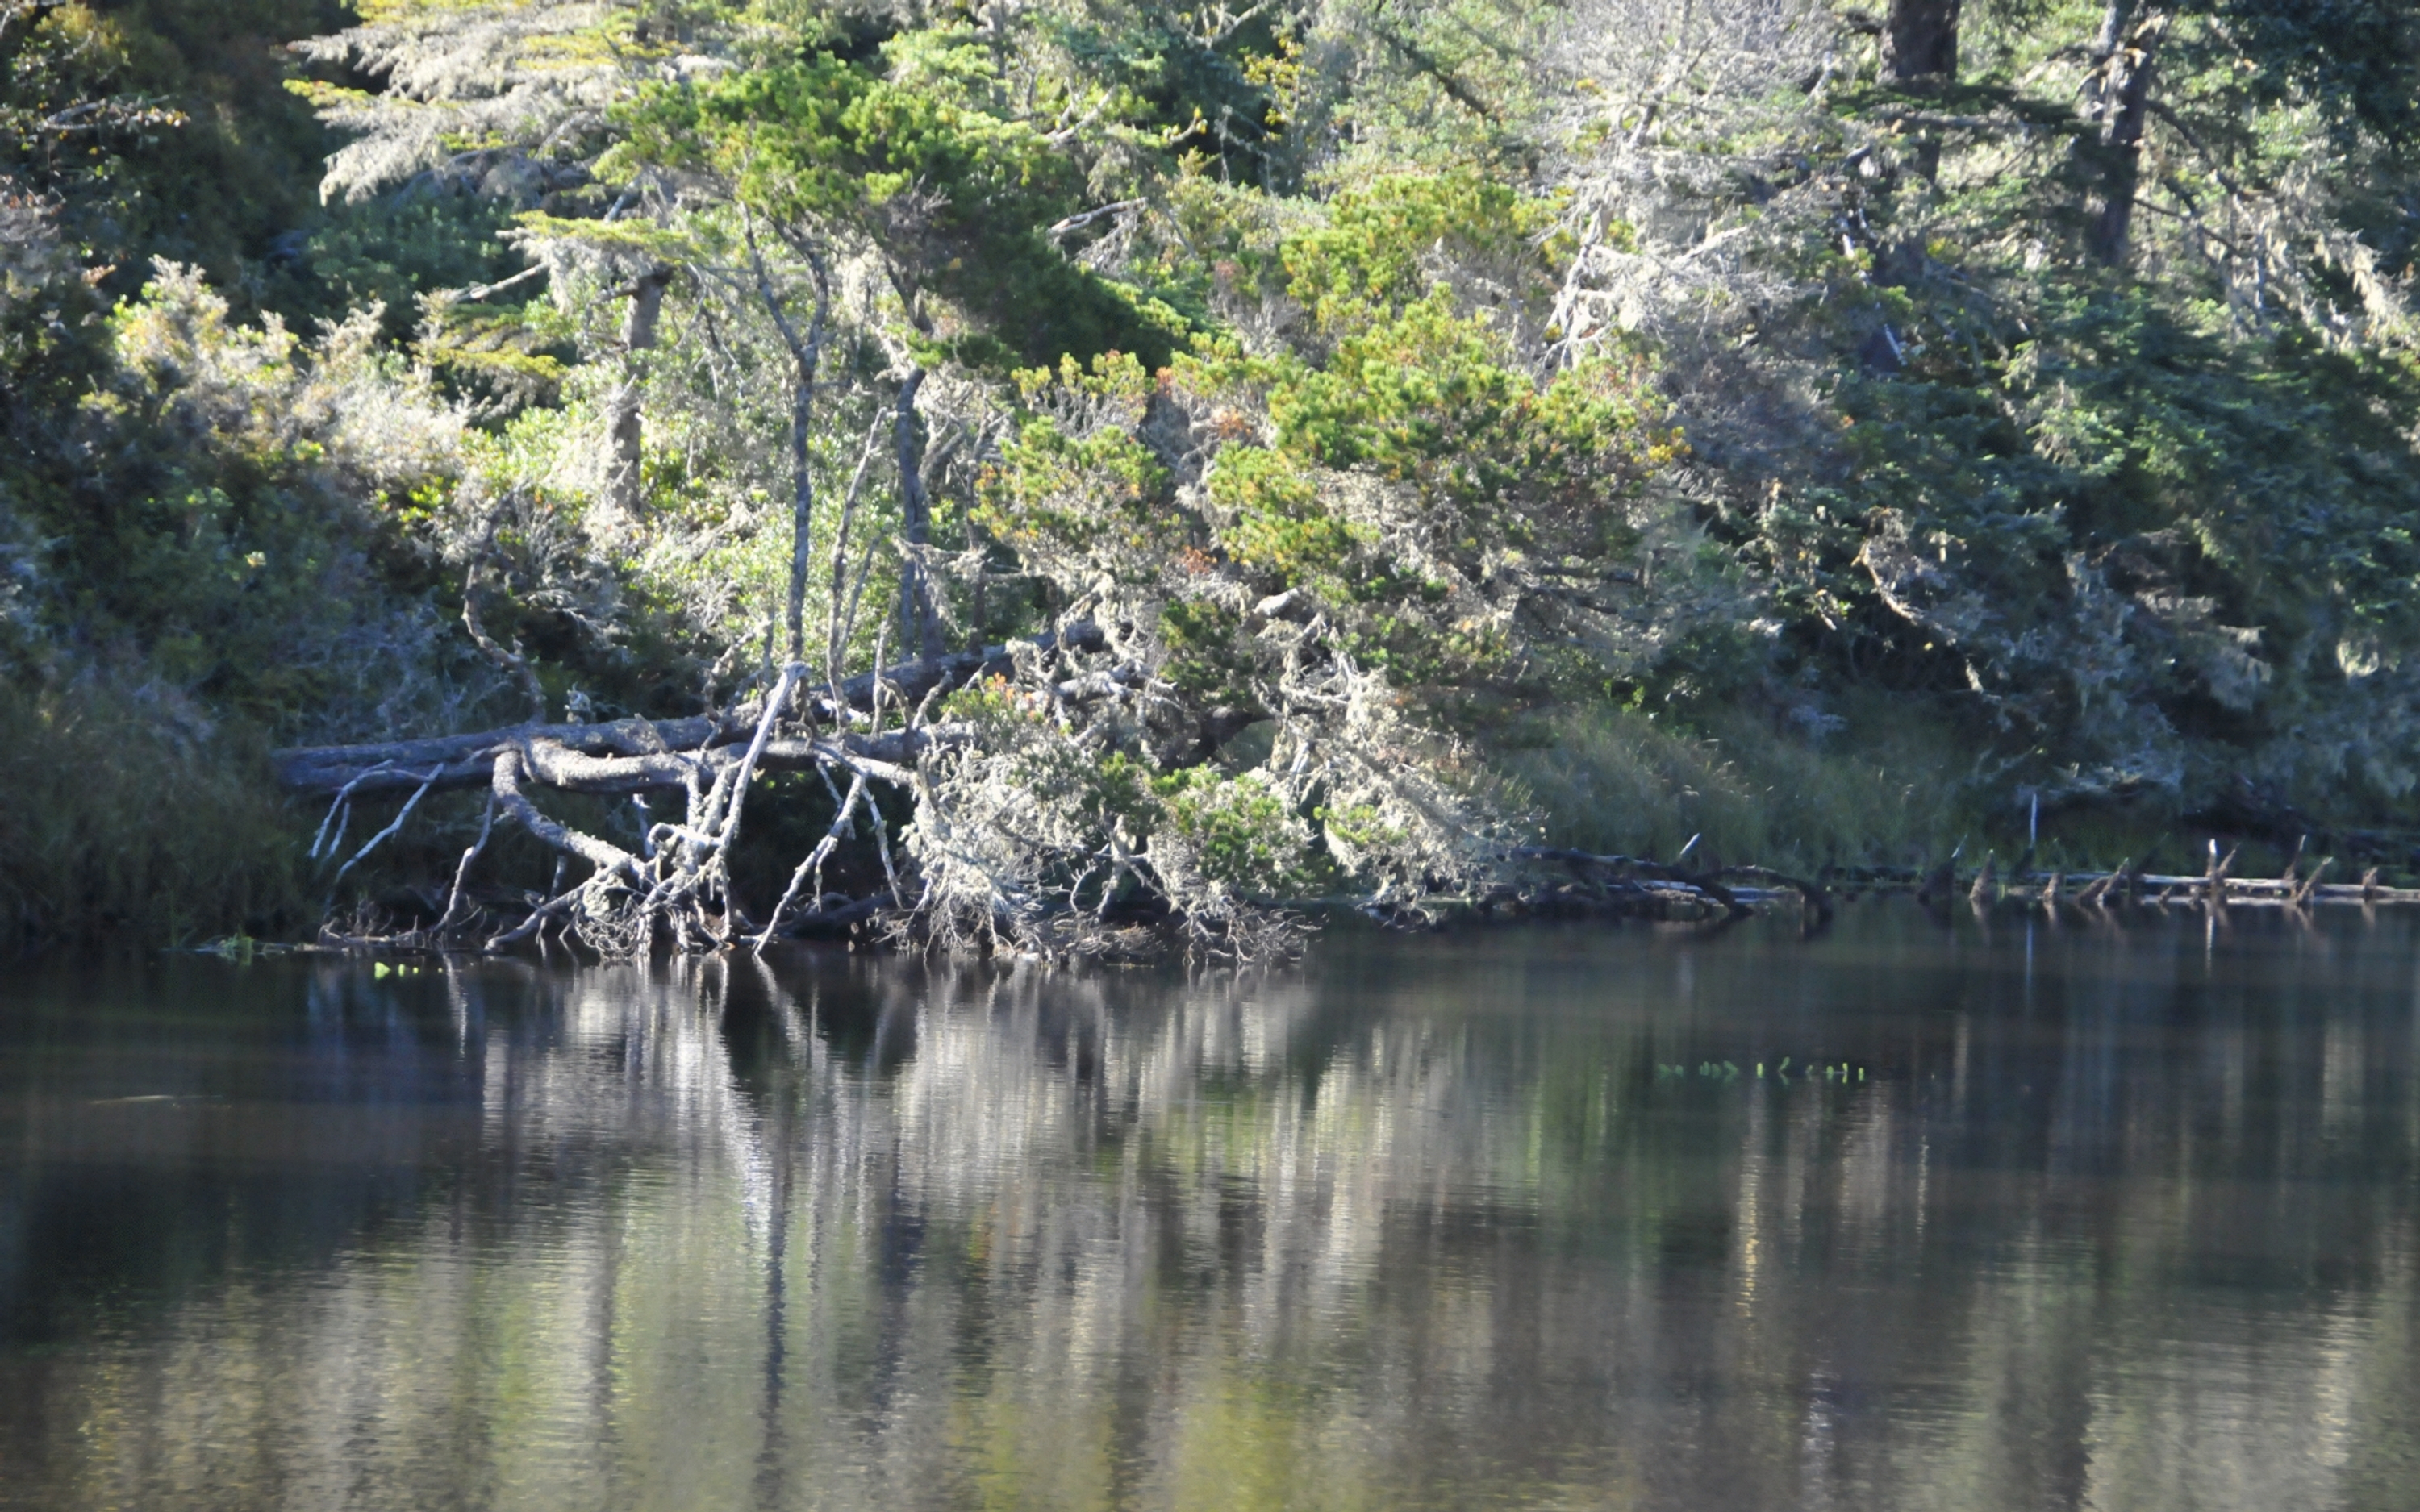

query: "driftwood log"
xmin=1896 ymin=855 xmax=2420 ymax=908
xmin=1502 ymin=848 xmax=1834 ymax=923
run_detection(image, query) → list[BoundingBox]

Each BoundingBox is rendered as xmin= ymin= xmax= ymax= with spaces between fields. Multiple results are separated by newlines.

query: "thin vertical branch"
xmin=704 ymin=660 xmax=805 ymax=869
xmin=837 ymin=536 xmax=881 ymax=681
xmin=894 ymin=364 xmax=941 ymax=662
xmin=752 ymin=768 xmax=869 ymax=950
xmin=745 ymin=213 xmax=832 ymax=665
xmin=436 ymin=789 xmax=499 ymax=933
xmin=828 ymin=417 xmax=889 ymax=707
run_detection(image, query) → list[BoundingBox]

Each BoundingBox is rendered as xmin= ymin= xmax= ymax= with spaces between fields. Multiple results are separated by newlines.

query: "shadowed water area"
xmin=2 ymin=906 xmax=2417 ymax=1510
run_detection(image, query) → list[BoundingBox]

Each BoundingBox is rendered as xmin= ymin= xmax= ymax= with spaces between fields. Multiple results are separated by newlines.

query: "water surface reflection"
xmin=2 ymin=906 xmax=2417 ymax=1510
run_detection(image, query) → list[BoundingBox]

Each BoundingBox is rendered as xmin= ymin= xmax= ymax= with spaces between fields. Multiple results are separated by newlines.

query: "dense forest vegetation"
xmin=4 ymin=0 xmax=2419 ymax=952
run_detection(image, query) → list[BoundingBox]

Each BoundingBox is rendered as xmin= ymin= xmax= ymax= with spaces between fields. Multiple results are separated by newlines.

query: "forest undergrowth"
xmin=6 ymin=0 xmax=2420 ymax=954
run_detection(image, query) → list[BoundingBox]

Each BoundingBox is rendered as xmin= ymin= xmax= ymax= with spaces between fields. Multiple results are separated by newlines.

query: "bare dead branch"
xmin=329 ymin=765 xmax=444 ymax=889
xmin=273 ymin=623 xmax=1108 ymax=795
xmin=490 ymin=747 xmax=645 ymax=884
xmin=436 ymin=789 xmax=499 ymax=932
xmin=753 ymin=769 xmax=870 ymax=950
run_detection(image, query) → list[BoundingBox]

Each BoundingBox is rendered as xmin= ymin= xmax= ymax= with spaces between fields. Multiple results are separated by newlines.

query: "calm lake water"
xmin=2 ymin=905 xmax=2416 ymax=1510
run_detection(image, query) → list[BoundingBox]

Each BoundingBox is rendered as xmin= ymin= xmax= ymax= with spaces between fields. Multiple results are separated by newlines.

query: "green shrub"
xmin=0 ymin=679 xmax=311 ymax=951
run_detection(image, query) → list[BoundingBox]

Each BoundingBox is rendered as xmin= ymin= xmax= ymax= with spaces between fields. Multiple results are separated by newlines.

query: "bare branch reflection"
xmin=2 ymin=910 xmax=2416 ymax=1510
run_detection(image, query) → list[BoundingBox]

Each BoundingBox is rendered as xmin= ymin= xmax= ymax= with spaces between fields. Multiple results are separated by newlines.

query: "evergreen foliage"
xmin=6 ymin=0 xmax=2420 ymax=948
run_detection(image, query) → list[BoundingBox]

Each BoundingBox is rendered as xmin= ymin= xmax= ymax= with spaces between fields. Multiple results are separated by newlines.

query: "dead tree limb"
xmin=1712 ymin=864 xmax=1835 ymax=922
xmin=281 ymin=619 xmax=1106 ymax=955
xmin=482 ymin=881 xmax=587 ymax=953
xmin=328 ymin=765 xmax=442 ymax=888
xmin=273 ymin=622 xmax=1108 ymax=796
xmin=490 ymin=747 xmax=645 ymax=885
xmin=753 ymin=769 xmax=870 ymax=949
xmin=436 ymin=790 xmax=499 ymax=934
xmin=1508 ymin=847 xmax=1748 ymax=915
xmin=308 ymin=758 xmax=396 ymax=858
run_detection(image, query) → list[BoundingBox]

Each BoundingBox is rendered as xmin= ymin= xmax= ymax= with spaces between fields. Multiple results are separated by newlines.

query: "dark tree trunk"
xmin=2082 ymin=7 xmax=2169 ymax=266
xmin=1880 ymin=0 xmax=1960 ymax=86
xmin=601 ymin=265 xmax=673 ymax=531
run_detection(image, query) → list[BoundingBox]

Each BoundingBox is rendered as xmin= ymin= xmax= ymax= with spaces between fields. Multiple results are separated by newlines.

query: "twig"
xmin=862 ymin=781 xmax=904 ymax=905
xmin=453 ymin=264 xmax=548 ymax=303
xmin=827 ymin=416 xmax=889 ymax=709
xmin=753 ymin=769 xmax=869 ymax=949
xmin=744 ymin=211 xmax=832 ymax=664
xmin=709 ymin=660 xmax=804 ymax=852
xmin=310 ymin=759 xmax=397 ymax=859
xmin=483 ymin=881 xmax=587 ymax=952
xmin=330 ymin=766 xmax=444 ymax=889
xmin=435 ymin=789 xmax=499 ymax=934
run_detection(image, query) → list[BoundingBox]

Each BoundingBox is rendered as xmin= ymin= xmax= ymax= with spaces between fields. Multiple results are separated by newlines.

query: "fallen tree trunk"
xmin=277 ymin=623 xmax=1124 ymax=959
xmin=274 ymin=622 xmax=1104 ymax=796
xmin=1507 ymin=846 xmax=1750 ymax=918
xmin=279 ymin=726 xmax=952 ymax=798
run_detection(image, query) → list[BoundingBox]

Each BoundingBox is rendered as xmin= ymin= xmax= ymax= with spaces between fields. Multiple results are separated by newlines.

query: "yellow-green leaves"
xmin=979 ymin=353 xmax=1184 ymax=578
xmin=1280 ymin=171 xmax=1558 ymax=334
xmin=1207 ymin=445 xmax=1366 ymax=582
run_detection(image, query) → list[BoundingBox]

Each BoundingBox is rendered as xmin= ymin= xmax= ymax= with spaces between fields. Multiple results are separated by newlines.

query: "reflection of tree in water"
xmin=7 ymin=917 xmax=2420 ymax=1510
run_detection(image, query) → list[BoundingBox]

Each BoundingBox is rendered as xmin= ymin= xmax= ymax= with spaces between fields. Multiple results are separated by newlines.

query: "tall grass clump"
xmin=1489 ymin=698 xmax=1976 ymax=870
xmin=0 ymin=680 xmax=312 ymax=952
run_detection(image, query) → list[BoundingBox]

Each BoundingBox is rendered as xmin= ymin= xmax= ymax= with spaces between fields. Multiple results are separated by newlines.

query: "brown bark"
xmin=2082 ymin=7 xmax=2169 ymax=267
xmin=1880 ymin=0 xmax=1961 ymax=86
xmin=600 ymin=265 xmax=674 ymax=531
